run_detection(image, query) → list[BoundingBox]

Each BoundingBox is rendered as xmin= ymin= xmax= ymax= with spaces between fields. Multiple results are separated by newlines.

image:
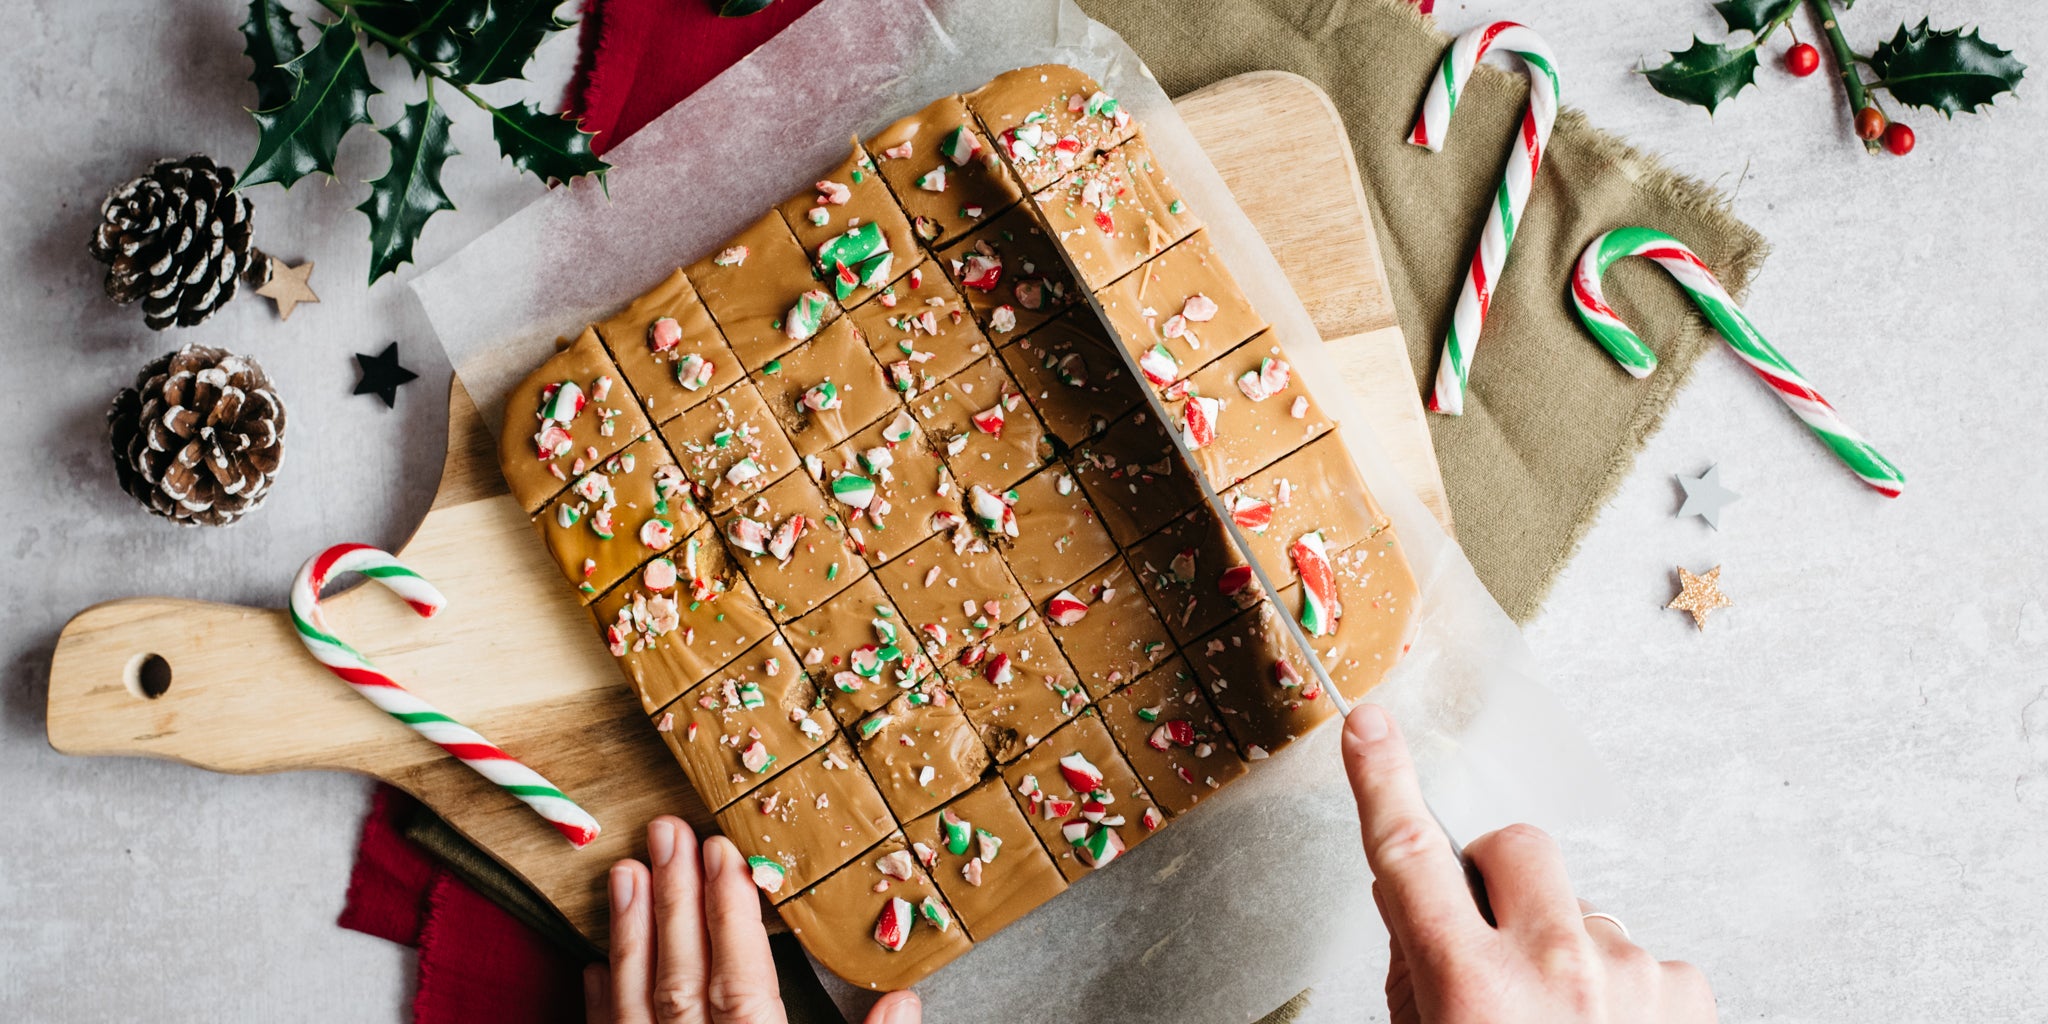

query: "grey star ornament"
xmin=1676 ymin=465 xmax=1740 ymax=529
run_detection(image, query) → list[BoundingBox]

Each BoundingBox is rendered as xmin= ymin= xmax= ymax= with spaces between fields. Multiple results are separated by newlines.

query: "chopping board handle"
xmin=46 ymin=595 xmax=416 ymax=777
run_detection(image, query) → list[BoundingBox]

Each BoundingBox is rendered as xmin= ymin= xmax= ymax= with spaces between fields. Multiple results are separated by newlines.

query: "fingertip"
xmin=609 ymin=859 xmax=643 ymax=913
xmin=703 ymin=833 xmax=741 ymax=877
xmin=1344 ymin=703 xmax=1392 ymax=747
xmin=866 ymin=989 xmax=923 ymax=1024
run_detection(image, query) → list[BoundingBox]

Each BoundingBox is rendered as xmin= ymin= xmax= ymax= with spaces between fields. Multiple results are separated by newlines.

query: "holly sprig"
xmin=1643 ymin=0 xmax=2024 ymax=154
xmin=235 ymin=0 xmax=607 ymax=283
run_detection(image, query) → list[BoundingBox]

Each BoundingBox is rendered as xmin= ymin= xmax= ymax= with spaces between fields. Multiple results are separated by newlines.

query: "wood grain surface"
xmin=44 ymin=72 xmax=1448 ymax=948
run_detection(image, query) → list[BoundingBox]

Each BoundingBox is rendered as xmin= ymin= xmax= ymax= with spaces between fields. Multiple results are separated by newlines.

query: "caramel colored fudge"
xmin=1000 ymin=711 xmax=1161 ymax=881
xmin=908 ymin=779 xmax=1067 ymax=939
xmin=848 ymin=258 xmax=991 ymax=397
xmin=966 ymin=65 xmax=1137 ymax=192
xmin=654 ymin=635 xmax=831 ymax=811
xmin=819 ymin=409 xmax=961 ymax=566
xmin=751 ymin=317 xmax=895 ymax=457
xmin=937 ymin=205 xmax=1078 ymax=339
xmin=1067 ymin=409 xmax=1203 ymax=546
xmin=1030 ymin=132 xmax=1199 ymax=291
xmin=1002 ymin=464 xmax=1119 ymax=605
xmin=874 ymin=528 xmax=1031 ymax=661
xmin=777 ymin=147 xmax=917 ymax=309
xmin=1000 ymin=308 xmax=1143 ymax=447
xmin=534 ymin=439 xmax=702 ymax=602
xmin=908 ymin=355 xmax=1051 ymax=492
xmin=686 ymin=211 xmax=839 ymax=371
xmin=1277 ymin=534 xmax=1419 ymax=702
xmin=659 ymin=380 xmax=802 ymax=513
xmin=1129 ymin=505 xmax=1261 ymax=646
xmin=866 ymin=95 xmax=1022 ymax=246
xmin=716 ymin=471 xmax=868 ymax=622
xmin=849 ymin=693 xmax=990 ymax=821
xmin=776 ymin=833 xmax=973 ymax=991
xmin=592 ymin=268 xmax=739 ymax=424
xmin=499 ymin=327 xmax=654 ymax=514
xmin=1096 ymin=228 xmax=1266 ymax=386
xmin=1188 ymin=604 xmax=1336 ymax=759
xmin=1041 ymin=555 xmax=1176 ymax=694
xmin=715 ymin=738 xmax=897 ymax=901
xmin=1163 ymin=334 xmax=1333 ymax=488
xmin=1096 ymin=657 xmax=1247 ymax=816
xmin=783 ymin=575 xmax=915 ymax=714
xmin=484 ymin=64 xmax=1432 ymax=992
xmin=1223 ymin=432 xmax=1388 ymax=586
xmin=596 ymin=525 xmax=780 ymax=715
xmin=943 ymin=612 xmax=1087 ymax=762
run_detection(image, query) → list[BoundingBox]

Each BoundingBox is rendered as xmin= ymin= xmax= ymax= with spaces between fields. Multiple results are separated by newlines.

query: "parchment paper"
xmin=412 ymin=1 xmax=1611 ymax=1019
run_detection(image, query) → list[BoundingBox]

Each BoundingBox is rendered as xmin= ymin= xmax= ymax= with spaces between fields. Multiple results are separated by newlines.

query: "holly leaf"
xmin=357 ymin=96 xmax=459 ymax=283
xmin=1644 ymin=37 xmax=1759 ymax=113
xmin=1869 ymin=20 xmax=2027 ymax=118
xmin=355 ymin=0 xmax=468 ymax=72
xmin=489 ymin=100 xmax=608 ymax=187
xmin=449 ymin=0 xmax=575 ymax=86
xmin=240 ymin=18 xmax=379 ymax=190
xmin=1712 ymin=0 xmax=1797 ymax=36
xmin=716 ymin=0 xmax=776 ymax=15
xmin=240 ymin=0 xmax=305 ymax=111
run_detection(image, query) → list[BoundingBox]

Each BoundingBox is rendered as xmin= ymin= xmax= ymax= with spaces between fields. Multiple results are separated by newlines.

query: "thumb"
xmin=863 ymin=990 xmax=922 ymax=1024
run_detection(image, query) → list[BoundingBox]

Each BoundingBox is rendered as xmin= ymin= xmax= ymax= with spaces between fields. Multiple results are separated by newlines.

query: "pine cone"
xmin=108 ymin=345 xmax=286 ymax=527
xmin=89 ymin=155 xmax=255 ymax=330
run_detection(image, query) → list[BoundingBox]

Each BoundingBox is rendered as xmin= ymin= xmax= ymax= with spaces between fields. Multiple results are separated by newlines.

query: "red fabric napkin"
xmin=566 ymin=0 xmax=830 ymax=155
xmin=339 ymin=787 xmax=583 ymax=1024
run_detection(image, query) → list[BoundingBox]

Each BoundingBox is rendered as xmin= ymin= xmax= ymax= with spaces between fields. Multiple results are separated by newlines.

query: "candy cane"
xmin=290 ymin=543 xmax=602 ymax=846
xmin=1411 ymin=21 xmax=1561 ymax=416
xmin=1571 ymin=226 xmax=1904 ymax=498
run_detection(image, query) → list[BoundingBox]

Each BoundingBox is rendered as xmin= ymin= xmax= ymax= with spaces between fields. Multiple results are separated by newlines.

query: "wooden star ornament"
xmin=255 ymin=258 xmax=320 ymax=321
xmin=1667 ymin=565 xmax=1732 ymax=630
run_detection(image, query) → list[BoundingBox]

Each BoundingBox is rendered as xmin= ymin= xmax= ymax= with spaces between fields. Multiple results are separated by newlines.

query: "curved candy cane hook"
xmin=1571 ymin=226 xmax=1904 ymax=498
xmin=1411 ymin=21 xmax=1562 ymax=417
xmin=290 ymin=543 xmax=603 ymax=846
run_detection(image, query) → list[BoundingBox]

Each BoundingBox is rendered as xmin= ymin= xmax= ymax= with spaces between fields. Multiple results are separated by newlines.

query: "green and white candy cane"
xmin=290 ymin=543 xmax=603 ymax=847
xmin=1571 ymin=226 xmax=1904 ymax=498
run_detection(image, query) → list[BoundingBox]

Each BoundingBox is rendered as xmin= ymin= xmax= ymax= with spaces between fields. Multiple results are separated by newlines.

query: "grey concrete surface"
xmin=4 ymin=1 xmax=2044 ymax=1020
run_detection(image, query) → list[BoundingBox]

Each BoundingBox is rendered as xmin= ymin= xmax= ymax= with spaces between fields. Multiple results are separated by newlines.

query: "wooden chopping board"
xmin=44 ymin=71 xmax=1445 ymax=949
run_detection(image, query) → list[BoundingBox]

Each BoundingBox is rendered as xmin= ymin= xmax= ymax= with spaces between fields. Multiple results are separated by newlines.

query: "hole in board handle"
xmin=125 ymin=653 xmax=172 ymax=699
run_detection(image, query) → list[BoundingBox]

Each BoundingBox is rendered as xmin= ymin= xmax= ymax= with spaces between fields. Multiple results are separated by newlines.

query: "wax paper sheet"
xmin=413 ymin=0 xmax=1610 ymax=1018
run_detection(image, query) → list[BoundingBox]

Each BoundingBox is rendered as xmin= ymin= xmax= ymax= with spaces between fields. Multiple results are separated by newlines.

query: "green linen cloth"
xmin=1080 ymin=0 xmax=1768 ymax=620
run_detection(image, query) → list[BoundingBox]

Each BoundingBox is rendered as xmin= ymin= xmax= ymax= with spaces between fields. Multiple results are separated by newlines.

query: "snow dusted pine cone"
xmin=108 ymin=345 xmax=286 ymax=527
xmin=88 ymin=155 xmax=256 ymax=330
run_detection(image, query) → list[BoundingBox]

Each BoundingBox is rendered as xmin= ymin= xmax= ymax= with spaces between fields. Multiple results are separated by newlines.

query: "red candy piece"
xmin=958 ymin=253 xmax=1003 ymax=291
xmin=1046 ymin=590 xmax=1089 ymax=626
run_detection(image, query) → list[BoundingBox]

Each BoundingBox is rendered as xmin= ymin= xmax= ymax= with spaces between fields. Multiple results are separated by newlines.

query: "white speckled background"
xmin=4 ymin=0 xmax=2045 ymax=1020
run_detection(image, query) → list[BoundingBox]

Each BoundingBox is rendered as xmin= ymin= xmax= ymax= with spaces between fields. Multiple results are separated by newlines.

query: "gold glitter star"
xmin=1667 ymin=565 xmax=1731 ymax=630
xmin=255 ymin=258 xmax=320 ymax=322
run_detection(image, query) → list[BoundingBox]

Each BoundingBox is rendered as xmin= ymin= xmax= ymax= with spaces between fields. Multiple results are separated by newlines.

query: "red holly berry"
xmin=1785 ymin=43 xmax=1819 ymax=77
xmin=1883 ymin=122 xmax=1916 ymax=156
xmin=1854 ymin=106 xmax=1886 ymax=141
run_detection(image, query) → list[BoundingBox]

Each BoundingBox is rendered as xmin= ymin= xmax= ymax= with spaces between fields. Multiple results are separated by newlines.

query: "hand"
xmin=585 ymin=816 xmax=923 ymax=1024
xmin=1342 ymin=705 xmax=1717 ymax=1024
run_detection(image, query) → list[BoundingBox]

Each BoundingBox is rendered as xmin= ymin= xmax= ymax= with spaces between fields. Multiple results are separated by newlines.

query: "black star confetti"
xmin=353 ymin=342 xmax=418 ymax=408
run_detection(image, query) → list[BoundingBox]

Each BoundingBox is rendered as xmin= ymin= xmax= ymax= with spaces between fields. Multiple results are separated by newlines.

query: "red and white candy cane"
xmin=1571 ymin=226 xmax=1904 ymax=498
xmin=289 ymin=544 xmax=602 ymax=847
xmin=1411 ymin=21 xmax=1562 ymax=416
